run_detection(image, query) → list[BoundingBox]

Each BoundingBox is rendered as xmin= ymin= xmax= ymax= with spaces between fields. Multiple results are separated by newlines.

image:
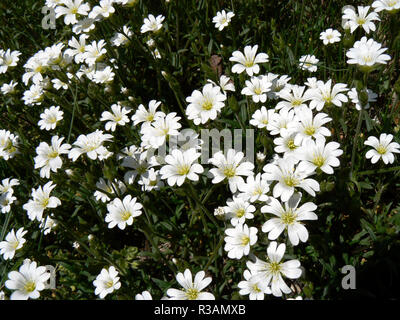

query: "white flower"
xmin=237 ymin=173 xmax=270 ymax=203
xmin=0 ymin=178 xmax=19 ymax=196
xmin=0 ymin=192 xmax=16 ymax=214
xmin=320 ymin=28 xmax=341 ymax=45
xmin=83 ymin=40 xmax=107 ymax=66
xmin=34 ymin=136 xmax=71 ymax=178
xmin=22 ymin=84 xmax=44 ymax=106
xmin=121 ymin=148 xmax=151 ymax=184
xmin=268 ymin=108 xmax=299 ymax=136
xmin=224 ymin=223 xmax=258 ymax=259
xmin=372 ymin=0 xmax=400 ymax=12
xmin=93 ymin=266 xmax=121 ymax=299
xmin=212 ymin=10 xmax=235 ymax=31
xmin=93 ymin=66 xmax=115 ymax=83
xmin=273 ymin=128 xmax=301 ymax=157
xmin=294 ymin=107 xmax=332 ymax=145
xmin=138 ymin=168 xmax=164 ymax=191
xmin=55 ymin=0 xmax=91 ymax=25
xmin=261 ymin=193 xmax=318 ymax=245
xmin=364 ymin=134 xmax=400 ymax=164
xmin=224 ymin=196 xmax=256 ymax=226
xmin=51 ymin=78 xmax=68 ymax=90
xmin=216 ymin=75 xmax=235 ymax=93
xmin=342 ymin=6 xmax=380 ymax=34
xmin=22 ymin=53 xmax=47 ymax=85
xmin=140 ymin=14 xmax=165 ymax=33
xmin=5 ymin=260 xmax=51 ymax=300
xmin=249 ymin=106 xmax=276 ymax=130
xmin=276 ymin=85 xmax=312 ymax=111
xmin=348 ymin=87 xmax=377 ymax=111
xmin=0 ymin=49 xmax=21 ymax=74
xmin=65 ymin=34 xmax=89 ymax=63
xmin=167 ymin=269 xmax=215 ymax=300
xmin=186 ymin=83 xmax=226 ymax=125
xmin=241 ymin=76 xmax=272 ymax=103
xmin=23 ymin=181 xmax=61 ymax=222
xmin=38 ymin=106 xmax=64 ymax=131
xmin=89 ymin=0 xmax=115 ymax=19
xmin=309 ymin=80 xmax=348 ymax=111
xmin=299 ymin=55 xmax=319 ymax=72
xmin=72 ymin=17 xmax=96 ymax=34
xmin=68 ymin=130 xmax=113 ymax=161
xmin=230 ymin=45 xmax=269 ymax=76
xmin=46 ymin=0 xmax=62 ymax=8
xmin=131 ymin=100 xmax=165 ymax=126
xmin=140 ymin=112 xmax=181 ymax=149
xmin=135 ymin=291 xmax=152 ymax=300
xmin=159 ymin=148 xmax=203 ymax=186
xmin=214 ymin=206 xmax=225 ymax=218
xmin=111 ymin=26 xmax=132 ymax=47
xmin=238 ymin=270 xmax=271 ymax=300
xmin=305 ymin=77 xmax=319 ymax=89
xmin=0 ymin=228 xmax=27 ymax=260
xmin=269 ymin=74 xmax=291 ymax=100
xmin=263 ymin=156 xmax=320 ymax=201
xmin=297 ymin=136 xmax=343 ymax=174
xmin=94 ymin=178 xmax=126 ymax=202
xmin=209 ymin=149 xmax=254 ymax=193
xmin=247 ymin=241 xmax=302 ymax=297
xmin=39 ymin=215 xmax=58 ymax=235
xmin=105 ymin=195 xmax=143 ymax=230
xmin=1 ymin=80 xmax=18 ymax=95
xmin=346 ymin=37 xmax=391 ymax=71
xmin=100 ymin=104 xmax=131 ymax=131
xmin=0 ymin=130 xmax=19 ymax=160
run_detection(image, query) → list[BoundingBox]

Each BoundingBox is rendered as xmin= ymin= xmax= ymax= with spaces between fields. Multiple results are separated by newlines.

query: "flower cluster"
xmin=0 ymin=0 xmax=399 ymax=301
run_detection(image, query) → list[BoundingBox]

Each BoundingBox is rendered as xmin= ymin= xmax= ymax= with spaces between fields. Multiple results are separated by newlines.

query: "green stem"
xmin=357 ymin=166 xmax=400 ymax=176
xmin=204 ymin=235 xmax=224 ymax=271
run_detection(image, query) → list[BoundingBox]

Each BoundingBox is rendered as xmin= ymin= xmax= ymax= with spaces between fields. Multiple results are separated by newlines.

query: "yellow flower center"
xmin=223 ymin=166 xmax=236 ymax=178
xmin=106 ymin=280 xmax=114 ymax=288
xmin=121 ymin=210 xmax=131 ymax=221
xmin=362 ymin=55 xmax=373 ymax=63
xmin=357 ymin=18 xmax=366 ymax=25
xmin=244 ymin=59 xmax=254 ymax=68
xmin=323 ymin=95 xmax=332 ymax=104
xmin=185 ymin=288 xmax=199 ymax=300
xmin=287 ymin=139 xmax=297 ymax=150
xmin=283 ymin=175 xmax=299 ymax=187
xmin=252 ymin=284 xmax=261 ymax=293
xmin=292 ymin=99 xmax=303 ymax=107
xmin=376 ymin=145 xmax=387 ymax=155
xmin=268 ymin=261 xmax=282 ymax=275
xmin=312 ymin=155 xmax=325 ymax=167
xmin=146 ymin=114 xmax=154 ymax=122
xmin=241 ymin=235 xmax=250 ymax=246
xmin=24 ymin=281 xmax=36 ymax=293
xmin=254 ymin=87 xmax=262 ymax=95
xmin=236 ymin=208 xmax=246 ymax=218
xmin=41 ymin=198 xmax=49 ymax=208
xmin=177 ymin=164 xmax=190 ymax=176
xmin=202 ymin=100 xmax=213 ymax=111
xmin=48 ymin=149 xmax=59 ymax=159
xmin=71 ymin=7 xmax=78 ymax=14
xmin=281 ymin=209 xmax=297 ymax=225
xmin=304 ymin=126 xmax=316 ymax=136
xmin=12 ymin=240 xmax=20 ymax=249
